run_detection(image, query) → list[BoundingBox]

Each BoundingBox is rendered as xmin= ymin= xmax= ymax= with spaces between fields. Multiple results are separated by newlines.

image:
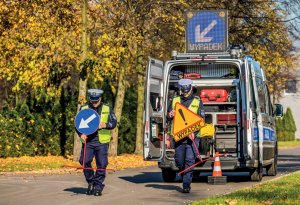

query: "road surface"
xmin=0 ymin=147 xmax=299 ymax=205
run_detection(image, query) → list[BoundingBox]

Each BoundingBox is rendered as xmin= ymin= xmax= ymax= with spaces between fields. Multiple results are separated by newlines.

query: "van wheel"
xmin=266 ymin=155 xmax=277 ymax=176
xmin=250 ymin=165 xmax=263 ymax=181
xmin=161 ymin=169 xmax=177 ymax=182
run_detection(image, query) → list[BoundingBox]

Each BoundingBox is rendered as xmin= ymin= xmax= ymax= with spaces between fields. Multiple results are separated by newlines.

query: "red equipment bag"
xmin=217 ymin=114 xmax=236 ymax=124
xmin=200 ymin=89 xmax=228 ymax=102
xmin=184 ymin=73 xmax=201 ymax=79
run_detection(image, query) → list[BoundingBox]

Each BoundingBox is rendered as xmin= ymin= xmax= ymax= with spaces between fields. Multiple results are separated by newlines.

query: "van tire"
xmin=250 ymin=165 xmax=263 ymax=181
xmin=266 ymin=154 xmax=277 ymax=176
xmin=161 ymin=169 xmax=176 ymax=182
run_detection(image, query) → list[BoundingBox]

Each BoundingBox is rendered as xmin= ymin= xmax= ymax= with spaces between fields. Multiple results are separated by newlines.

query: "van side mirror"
xmin=273 ymin=104 xmax=283 ymax=117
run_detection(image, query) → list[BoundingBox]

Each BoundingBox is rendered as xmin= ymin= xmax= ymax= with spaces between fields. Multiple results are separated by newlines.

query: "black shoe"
xmin=94 ymin=190 xmax=102 ymax=196
xmin=87 ymin=184 xmax=94 ymax=195
xmin=182 ymin=187 xmax=191 ymax=193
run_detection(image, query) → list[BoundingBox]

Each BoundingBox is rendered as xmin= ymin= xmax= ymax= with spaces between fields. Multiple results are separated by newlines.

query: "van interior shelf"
xmin=203 ymin=102 xmax=237 ymax=105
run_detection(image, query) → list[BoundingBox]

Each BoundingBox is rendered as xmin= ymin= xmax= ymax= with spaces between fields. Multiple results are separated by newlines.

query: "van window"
xmin=265 ymin=85 xmax=273 ymax=115
xmin=256 ymin=77 xmax=266 ymax=113
xmin=149 ymin=79 xmax=163 ymax=112
xmin=285 ymin=80 xmax=297 ymax=94
xmin=249 ymin=75 xmax=256 ymax=110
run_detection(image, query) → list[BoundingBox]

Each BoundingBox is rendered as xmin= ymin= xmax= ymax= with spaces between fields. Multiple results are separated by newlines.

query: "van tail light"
xmin=217 ymin=114 xmax=237 ymax=124
xmin=145 ymin=120 xmax=148 ymax=133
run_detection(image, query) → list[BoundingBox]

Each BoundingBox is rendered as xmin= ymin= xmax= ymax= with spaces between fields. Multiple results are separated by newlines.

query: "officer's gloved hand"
xmin=169 ymin=109 xmax=175 ymax=118
xmin=188 ymin=133 xmax=195 ymax=140
xmin=81 ymin=134 xmax=88 ymax=142
xmin=99 ymin=122 xmax=106 ymax=129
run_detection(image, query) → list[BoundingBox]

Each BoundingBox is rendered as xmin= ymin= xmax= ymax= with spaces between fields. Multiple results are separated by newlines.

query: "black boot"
xmin=87 ymin=184 xmax=94 ymax=195
xmin=182 ymin=186 xmax=191 ymax=193
xmin=94 ymin=189 xmax=102 ymax=196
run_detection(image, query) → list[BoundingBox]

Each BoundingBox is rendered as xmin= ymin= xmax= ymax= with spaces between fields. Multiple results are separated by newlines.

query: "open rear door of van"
xmin=143 ymin=58 xmax=165 ymax=161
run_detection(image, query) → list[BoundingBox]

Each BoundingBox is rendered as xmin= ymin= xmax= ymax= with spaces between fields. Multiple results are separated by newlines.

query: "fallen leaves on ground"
xmin=107 ymin=154 xmax=156 ymax=170
xmin=0 ymin=154 xmax=156 ymax=175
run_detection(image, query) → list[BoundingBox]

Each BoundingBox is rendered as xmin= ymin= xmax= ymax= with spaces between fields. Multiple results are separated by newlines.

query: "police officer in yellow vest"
xmin=76 ymin=89 xmax=117 ymax=196
xmin=167 ymin=79 xmax=205 ymax=193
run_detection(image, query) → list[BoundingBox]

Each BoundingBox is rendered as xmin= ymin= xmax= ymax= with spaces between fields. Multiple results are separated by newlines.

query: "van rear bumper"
xmin=159 ymin=157 xmax=241 ymax=171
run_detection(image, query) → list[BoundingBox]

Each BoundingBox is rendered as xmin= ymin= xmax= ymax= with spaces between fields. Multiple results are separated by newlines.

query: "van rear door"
xmin=143 ymin=58 xmax=165 ymax=161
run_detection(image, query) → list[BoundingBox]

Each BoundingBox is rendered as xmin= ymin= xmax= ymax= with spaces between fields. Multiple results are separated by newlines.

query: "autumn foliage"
xmin=0 ymin=0 xmax=298 ymax=158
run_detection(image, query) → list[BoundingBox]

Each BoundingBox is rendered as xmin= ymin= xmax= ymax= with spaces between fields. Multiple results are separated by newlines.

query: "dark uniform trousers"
xmin=79 ymin=141 xmax=108 ymax=192
xmin=174 ymin=137 xmax=200 ymax=189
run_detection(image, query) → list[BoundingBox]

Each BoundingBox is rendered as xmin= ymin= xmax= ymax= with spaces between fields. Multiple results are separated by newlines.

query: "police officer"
xmin=167 ymin=79 xmax=205 ymax=193
xmin=76 ymin=89 xmax=117 ymax=196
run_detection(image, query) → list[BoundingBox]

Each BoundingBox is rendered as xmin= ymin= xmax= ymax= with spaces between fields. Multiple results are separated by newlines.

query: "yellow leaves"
xmin=102 ymin=33 xmax=110 ymax=40
xmin=224 ymin=199 xmax=238 ymax=205
xmin=15 ymin=145 xmax=20 ymax=151
xmin=0 ymin=0 xmax=81 ymax=93
xmin=107 ymin=154 xmax=156 ymax=170
xmin=6 ymin=75 xmax=12 ymax=81
xmin=0 ymin=154 xmax=156 ymax=173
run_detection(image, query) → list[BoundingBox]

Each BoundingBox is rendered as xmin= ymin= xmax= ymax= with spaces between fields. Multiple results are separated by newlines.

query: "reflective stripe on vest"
xmin=80 ymin=104 xmax=112 ymax=144
xmin=98 ymin=105 xmax=111 ymax=144
xmin=170 ymin=96 xmax=200 ymax=136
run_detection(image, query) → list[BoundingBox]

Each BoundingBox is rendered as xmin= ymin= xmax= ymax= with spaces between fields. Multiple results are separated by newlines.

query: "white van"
xmin=143 ymin=45 xmax=283 ymax=182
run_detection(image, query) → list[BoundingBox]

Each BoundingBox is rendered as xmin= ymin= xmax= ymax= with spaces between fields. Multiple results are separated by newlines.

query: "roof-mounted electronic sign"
xmin=186 ymin=10 xmax=228 ymax=53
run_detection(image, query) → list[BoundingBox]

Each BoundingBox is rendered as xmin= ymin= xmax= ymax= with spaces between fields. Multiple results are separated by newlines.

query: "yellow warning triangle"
xmin=172 ymin=102 xmax=205 ymax=142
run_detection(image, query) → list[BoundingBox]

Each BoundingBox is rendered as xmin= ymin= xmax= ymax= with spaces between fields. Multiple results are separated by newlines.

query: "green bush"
xmin=276 ymin=107 xmax=297 ymax=141
xmin=0 ymin=84 xmax=138 ymax=157
xmin=118 ymin=87 xmax=137 ymax=155
xmin=0 ymin=88 xmax=77 ymax=157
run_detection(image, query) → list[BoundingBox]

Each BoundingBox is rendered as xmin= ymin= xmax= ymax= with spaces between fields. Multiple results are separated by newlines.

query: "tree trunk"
xmin=109 ymin=67 xmax=126 ymax=156
xmin=0 ymin=79 xmax=7 ymax=109
xmin=134 ymin=52 xmax=145 ymax=155
xmin=73 ymin=0 xmax=88 ymax=161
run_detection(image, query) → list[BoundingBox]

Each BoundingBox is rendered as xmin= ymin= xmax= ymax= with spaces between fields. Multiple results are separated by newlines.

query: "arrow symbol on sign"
xmin=79 ymin=114 xmax=97 ymax=129
xmin=195 ymin=20 xmax=217 ymax=42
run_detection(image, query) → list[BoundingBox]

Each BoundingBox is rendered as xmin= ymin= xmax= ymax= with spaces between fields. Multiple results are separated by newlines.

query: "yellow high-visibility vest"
xmin=81 ymin=104 xmax=111 ymax=144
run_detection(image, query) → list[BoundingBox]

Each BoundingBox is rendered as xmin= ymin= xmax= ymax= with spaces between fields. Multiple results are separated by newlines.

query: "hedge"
xmin=0 ymin=86 xmax=137 ymax=158
xmin=276 ymin=107 xmax=297 ymax=141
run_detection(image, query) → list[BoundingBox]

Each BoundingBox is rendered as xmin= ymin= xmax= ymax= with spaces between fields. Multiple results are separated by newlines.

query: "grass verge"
xmin=278 ymin=140 xmax=300 ymax=148
xmin=191 ymin=171 xmax=300 ymax=205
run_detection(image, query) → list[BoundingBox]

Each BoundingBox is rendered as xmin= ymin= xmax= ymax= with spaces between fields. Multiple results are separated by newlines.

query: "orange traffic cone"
xmin=208 ymin=152 xmax=227 ymax=185
xmin=212 ymin=152 xmax=222 ymax=177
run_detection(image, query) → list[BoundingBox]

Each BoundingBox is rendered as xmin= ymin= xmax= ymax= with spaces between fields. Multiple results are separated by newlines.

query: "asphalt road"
xmin=0 ymin=147 xmax=299 ymax=205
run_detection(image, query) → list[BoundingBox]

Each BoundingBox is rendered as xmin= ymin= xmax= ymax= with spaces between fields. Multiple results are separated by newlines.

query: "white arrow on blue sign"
xmin=75 ymin=108 xmax=100 ymax=135
xmin=186 ymin=10 xmax=228 ymax=53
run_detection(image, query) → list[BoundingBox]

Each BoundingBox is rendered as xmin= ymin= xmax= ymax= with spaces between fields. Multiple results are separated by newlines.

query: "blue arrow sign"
xmin=186 ymin=10 xmax=228 ymax=53
xmin=75 ymin=108 xmax=100 ymax=135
